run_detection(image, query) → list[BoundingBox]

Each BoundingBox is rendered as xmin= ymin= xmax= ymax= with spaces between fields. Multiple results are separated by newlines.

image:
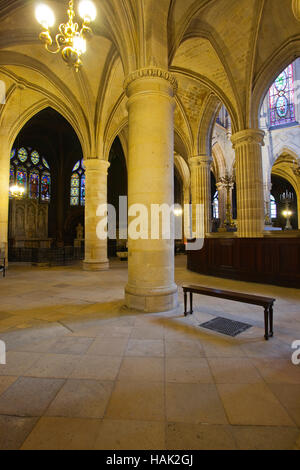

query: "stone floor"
xmin=0 ymin=256 xmax=299 ymax=450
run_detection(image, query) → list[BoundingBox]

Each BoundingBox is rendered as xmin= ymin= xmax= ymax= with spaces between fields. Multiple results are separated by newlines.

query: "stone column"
xmin=189 ymin=155 xmax=212 ymax=236
xmin=83 ymin=159 xmax=110 ymax=271
xmin=0 ymin=137 xmax=9 ymax=259
xmin=216 ymin=182 xmax=227 ymax=226
xmin=124 ymin=67 xmax=178 ymax=312
xmin=231 ymin=129 xmax=265 ymax=237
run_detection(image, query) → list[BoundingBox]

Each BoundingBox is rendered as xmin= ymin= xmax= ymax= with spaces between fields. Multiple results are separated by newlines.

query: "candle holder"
xmin=219 ymin=172 xmax=236 ymax=231
xmin=280 ymin=190 xmax=294 ymax=231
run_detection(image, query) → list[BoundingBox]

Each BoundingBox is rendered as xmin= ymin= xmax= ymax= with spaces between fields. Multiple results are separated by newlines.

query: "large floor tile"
xmin=24 ymin=353 xmax=79 ymax=379
xmin=166 ymin=358 xmax=213 ymax=384
xmin=105 ymin=381 xmax=164 ymax=422
xmin=45 ymin=379 xmax=114 ymax=419
xmin=0 ymin=376 xmax=17 ymax=395
xmin=21 ymin=417 xmax=101 ymax=450
xmin=166 ymin=422 xmax=237 ymax=450
xmin=70 ymin=355 xmax=122 ymax=381
xmin=0 ymin=377 xmax=65 ymax=417
xmin=126 ymin=339 xmax=164 ymax=357
xmin=0 ymin=351 xmax=40 ymax=376
xmin=165 ymin=340 xmax=204 ymax=357
xmin=166 ymin=383 xmax=227 ymax=424
xmin=269 ymin=383 xmax=300 ymax=426
xmin=217 ymin=383 xmax=295 ymax=426
xmin=208 ymin=357 xmax=263 ymax=384
xmin=118 ymin=357 xmax=164 ymax=382
xmin=251 ymin=358 xmax=300 ymax=384
xmin=94 ymin=419 xmax=165 ymax=450
xmin=0 ymin=415 xmax=39 ymax=450
xmin=231 ymin=426 xmax=300 ymax=450
xmin=50 ymin=336 xmax=93 ymax=355
xmin=87 ymin=338 xmax=128 ymax=356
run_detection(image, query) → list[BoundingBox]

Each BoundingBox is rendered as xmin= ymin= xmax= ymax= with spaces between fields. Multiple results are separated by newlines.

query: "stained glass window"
xmin=70 ymin=159 xmax=85 ymax=206
xmin=212 ymin=191 xmax=219 ymax=219
xmin=269 ymin=64 xmax=296 ymax=127
xmin=270 ymin=195 xmax=277 ymax=219
xmin=41 ymin=172 xmax=51 ymax=202
xmin=18 ymin=147 xmax=28 ymax=163
xmin=29 ymin=171 xmax=39 ymax=199
xmin=10 ymin=146 xmax=51 ymax=203
xmin=31 ymin=151 xmax=40 ymax=165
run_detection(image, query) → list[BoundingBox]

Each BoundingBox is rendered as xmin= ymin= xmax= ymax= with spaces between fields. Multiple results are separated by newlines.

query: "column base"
xmin=125 ymin=284 xmax=178 ymax=313
xmin=82 ymin=260 xmax=110 ymax=271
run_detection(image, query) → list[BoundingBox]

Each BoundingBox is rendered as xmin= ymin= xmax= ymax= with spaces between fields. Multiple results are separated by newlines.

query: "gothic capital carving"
xmin=231 ymin=129 xmax=265 ymax=149
xmin=124 ymin=67 xmax=178 ymax=95
xmin=84 ymin=158 xmax=110 ymax=173
xmin=188 ymin=155 xmax=212 ymax=168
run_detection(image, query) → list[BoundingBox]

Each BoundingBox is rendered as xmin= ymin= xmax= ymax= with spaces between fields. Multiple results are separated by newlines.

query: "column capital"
xmin=231 ymin=129 xmax=265 ymax=148
xmin=84 ymin=158 xmax=110 ymax=173
xmin=124 ymin=67 xmax=178 ymax=96
xmin=189 ymin=155 xmax=212 ymax=168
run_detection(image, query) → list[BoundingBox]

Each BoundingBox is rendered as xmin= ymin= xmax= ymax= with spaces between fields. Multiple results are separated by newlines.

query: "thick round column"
xmin=0 ymin=137 xmax=9 ymax=259
xmin=83 ymin=159 xmax=110 ymax=271
xmin=231 ymin=129 xmax=265 ymax=237
xmin=189 ymin=155 xmax=212 ymax=236
xmin=124 ymin=67 xmax=178 ymax=313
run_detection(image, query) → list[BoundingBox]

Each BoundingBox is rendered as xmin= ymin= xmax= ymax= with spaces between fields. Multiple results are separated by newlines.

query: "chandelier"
xmin=10 ymin=185 xmax=25 ymax=199
xmin=35 ymin=1 xmax=97 ymax=71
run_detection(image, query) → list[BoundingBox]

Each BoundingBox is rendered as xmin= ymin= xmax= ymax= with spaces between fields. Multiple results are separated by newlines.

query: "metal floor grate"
xmin=200 ymin=317 xmax=252 ymax=337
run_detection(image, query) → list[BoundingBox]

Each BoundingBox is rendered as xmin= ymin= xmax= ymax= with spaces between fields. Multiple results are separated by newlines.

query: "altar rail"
xmin=9 ymin=246 xmax=84 ymax=266
xmin=187 ymin=237 xmax=300 ymax=288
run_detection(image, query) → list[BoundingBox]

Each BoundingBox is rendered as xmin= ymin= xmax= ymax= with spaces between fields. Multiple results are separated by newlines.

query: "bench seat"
xmin=182 ymin=284 xmax=275 ymax=341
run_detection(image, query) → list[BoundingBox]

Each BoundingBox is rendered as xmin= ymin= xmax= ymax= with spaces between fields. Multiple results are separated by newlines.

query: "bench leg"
xmin=269 ymin=306 xmax=274 ymax=338
xmin=264 ymin=308 xmax=269 ymax=341
xmin=184 ymin=292 xmax=187 ymax=316
xmin=190 ymin=292 xmax=193 ymax=315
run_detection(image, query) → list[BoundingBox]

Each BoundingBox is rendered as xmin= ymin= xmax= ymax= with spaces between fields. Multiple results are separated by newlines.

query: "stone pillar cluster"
xmin=231 ymin=129 xmax=265 ymax=237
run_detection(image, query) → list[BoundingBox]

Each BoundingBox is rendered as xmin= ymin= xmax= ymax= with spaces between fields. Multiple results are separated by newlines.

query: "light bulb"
xmin=73 ymin=35 xmax=86 ymax=54
xmin=35 ymin=4 xmax=55 ymax=29
xmin=78 ymin=0 xmax=97 ymax=22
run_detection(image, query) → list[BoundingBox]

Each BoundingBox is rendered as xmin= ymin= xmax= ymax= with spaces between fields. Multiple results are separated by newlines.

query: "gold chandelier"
xmin=10 ymin=185 xmax=25 ymax=199
xmin=35 ymin=0 xmax=97 ymax=71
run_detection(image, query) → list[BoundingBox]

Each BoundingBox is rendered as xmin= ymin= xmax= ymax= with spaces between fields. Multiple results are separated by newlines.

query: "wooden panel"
xmin=187 ymin=238 xmax=300 ymax=288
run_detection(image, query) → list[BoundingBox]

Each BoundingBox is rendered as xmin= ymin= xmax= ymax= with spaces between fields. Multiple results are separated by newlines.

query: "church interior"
xmin=0 ymin=0 xmax=300 ymax=451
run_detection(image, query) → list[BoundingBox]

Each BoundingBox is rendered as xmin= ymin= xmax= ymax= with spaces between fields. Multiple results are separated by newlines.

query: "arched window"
xmin=212 ymin=191 xmax=219 ymax=219
xmin=270 ymin=195 xmax=277 ymax=219
xmin=269 ymin=64 xmax=296 ymax=127
xmin=9 ymin=147 xmax=51 ymax=202
xmin=70 ymin=159 xmax=85 ymax=206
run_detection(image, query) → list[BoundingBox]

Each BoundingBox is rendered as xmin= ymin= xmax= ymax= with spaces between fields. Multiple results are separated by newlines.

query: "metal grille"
xmin=200 ymin=317 xmax=252 ymax=337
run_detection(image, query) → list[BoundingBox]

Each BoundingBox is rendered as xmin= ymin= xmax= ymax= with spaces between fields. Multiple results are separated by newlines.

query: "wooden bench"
xmin=182 ymin=284 xmax=275 ymax=341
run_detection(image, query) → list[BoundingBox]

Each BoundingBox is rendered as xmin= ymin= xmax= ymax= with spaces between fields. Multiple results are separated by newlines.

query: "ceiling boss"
xmin=35 ymin=0 xmax=97 ymax=71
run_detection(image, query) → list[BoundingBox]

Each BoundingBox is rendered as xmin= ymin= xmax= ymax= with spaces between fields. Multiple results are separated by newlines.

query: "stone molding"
xmin=188 ymin=155 xmax=212 ymax=168
xmin=231 ymin=129 xmax=265 ymax=148
xmin=124 ymin=67 xmax=178 ymax=95
xmin=84 ymin=159 xmax=110 ymax=173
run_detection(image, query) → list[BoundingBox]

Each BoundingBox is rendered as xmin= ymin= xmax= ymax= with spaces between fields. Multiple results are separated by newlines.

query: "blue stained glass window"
xmin=270 ymin=195 xmax=277 ymax=219
xmin=31 ymin=151 xmax=40 ymax=165
xmin=18 ymin=148 xmax=28 ymax=163
xmin=269 ymin=64 xmax=296 ymax=127
xmin=70 ymin=159 xmax=85 ymax=206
